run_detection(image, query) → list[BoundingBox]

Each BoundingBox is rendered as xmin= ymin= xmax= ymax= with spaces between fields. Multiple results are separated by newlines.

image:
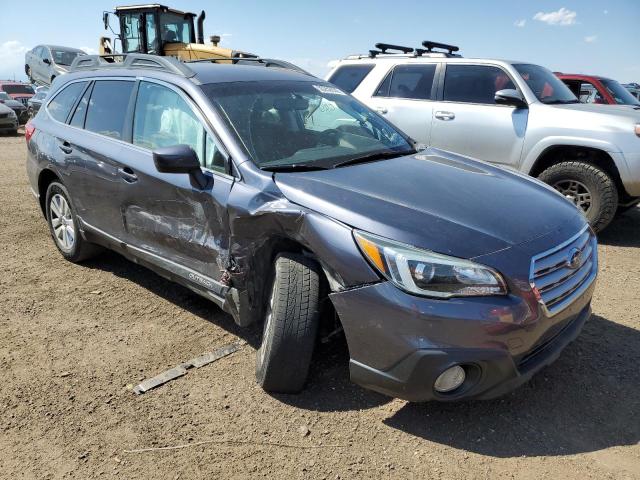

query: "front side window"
xmin=201 ymin=80 xmax=413 ymax=170
xmin=145 ymin=13 xmax=159 ymax=54
xmin=39 ymin=47 xmax=50 ymax=61
xmin=47 ymin=81 xmax=87 ymax=123
xmin=160 ymin=12 xmax=192 ymax=44
xmin=514 ymin=64 xmax=578 ymax=105
xmin=121 ymin=13 xmax=142 ymax=53
xmin=133 ymin=81 xmax=205 ymax=162
xmin=375 ymin=64 xmax=436 ymax=100
xmin=85 ymin=80 xmax=134 ymax=139
xmin=327 ymin=65 xmax=375 ymax=93
xmin=444 ymin=65 xmax=516 ymax=104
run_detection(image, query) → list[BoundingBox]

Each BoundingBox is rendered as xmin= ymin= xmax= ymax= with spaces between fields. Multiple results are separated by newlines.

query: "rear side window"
xmin=374 ymin=64 xmax=437 ymax=100
xmin=47 ymin=82 xmax=87 ymax=123
xmin=443 ymin=65 xmax=516 ymax=104
xmin=85 ymin=80 xmax=134 ymax=140
xmin=327 ymin=64 xmax=374 ymax=93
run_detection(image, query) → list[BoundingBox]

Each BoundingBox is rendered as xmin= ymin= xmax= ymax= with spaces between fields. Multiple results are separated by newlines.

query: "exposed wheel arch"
xmin=529 ymin=145 xmax=626 ymax=202
xmin=37 ymin=169 xmax=62 ymax=215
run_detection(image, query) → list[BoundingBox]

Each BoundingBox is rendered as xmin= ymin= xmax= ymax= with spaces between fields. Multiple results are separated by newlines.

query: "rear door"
xmin=429 ymin=64 xmax=528 ymax=168
xmin=366 ymin=63 xmax=438 ymax=145
xmin=63 ymin=79 xmax=136 ymax=239
xmin=116 ymin=80 xmax=234 ymax=285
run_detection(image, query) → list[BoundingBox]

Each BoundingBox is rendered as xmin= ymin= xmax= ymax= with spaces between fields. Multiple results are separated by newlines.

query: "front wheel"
xmin=45 ymin=182 xmax=102 ymax=262
xmin=256 ymin=253 xmax=322 ymax=393
xmin=538 ymin=161 xmax=618 ymax=233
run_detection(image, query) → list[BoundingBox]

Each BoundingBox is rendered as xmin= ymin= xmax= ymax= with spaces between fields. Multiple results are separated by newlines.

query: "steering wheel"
xmin=318 ymin=129 xmax=342 ymax=146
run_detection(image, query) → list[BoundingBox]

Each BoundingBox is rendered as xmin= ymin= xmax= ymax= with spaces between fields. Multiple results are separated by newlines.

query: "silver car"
xmin=327 ymin=42 xmax=640 ymax=232
xmin=25 ymin=45 xmax=86 ymax=86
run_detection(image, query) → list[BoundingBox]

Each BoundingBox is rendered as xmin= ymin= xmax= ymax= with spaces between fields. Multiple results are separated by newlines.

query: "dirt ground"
xmin=1 ymin=130 xmax=639 ymax=480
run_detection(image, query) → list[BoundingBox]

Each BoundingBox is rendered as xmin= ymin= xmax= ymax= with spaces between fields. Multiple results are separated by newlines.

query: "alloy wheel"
xmin=50 ymin=194 xmax=75 ymax=252
xmin=552 ymin=179 xmax=592 ymax=214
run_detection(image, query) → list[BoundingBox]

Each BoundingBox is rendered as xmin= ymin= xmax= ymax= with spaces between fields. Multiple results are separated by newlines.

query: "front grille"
xmin=0 ymin=113 xmax=7 ymax=119
xmin=530 ymin=226 xmax=597 ymax=316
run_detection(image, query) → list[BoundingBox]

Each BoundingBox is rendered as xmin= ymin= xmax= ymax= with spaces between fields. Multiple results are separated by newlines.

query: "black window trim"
xmin=65 ymin=80 xmax=93 ymax=125
xmin=372 ymin=62 xmax=440 ymax=101
xmin=438 ymin=63 xmax=523 ymax=107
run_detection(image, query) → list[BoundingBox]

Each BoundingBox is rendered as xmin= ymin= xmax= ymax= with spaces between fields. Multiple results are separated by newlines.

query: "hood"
xmin=274 ymin=148 xmax=584 ymax=259
xmin=2 ymin=99 xmax=25 ymax=109
xmin=0 ymin=103 xmax=14 ymax=114
xmin=552 ymin=102 xmax=640 ymax=121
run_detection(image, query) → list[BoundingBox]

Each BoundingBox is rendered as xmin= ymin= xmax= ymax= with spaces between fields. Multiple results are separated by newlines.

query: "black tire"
xmin=10 ymin=129 xmax=18 ymax=136
xmin=538 ymin=161 xmax=618 ymax=233
xmin=45 ymin=182 xmax=102 ymax=262
xmin=256 ymin=253 xmax=321 ymax=393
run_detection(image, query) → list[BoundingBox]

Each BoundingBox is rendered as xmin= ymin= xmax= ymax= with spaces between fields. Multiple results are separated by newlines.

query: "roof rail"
xmin=374 ymin=43 xmax=414 ymax=54
xmin=69 ymin=54 xmax=196 ymax=78
xmin=187 ymin=56 xmax=313 ymax=76
xmin=421 ymin=40 xmax=460 ymax=55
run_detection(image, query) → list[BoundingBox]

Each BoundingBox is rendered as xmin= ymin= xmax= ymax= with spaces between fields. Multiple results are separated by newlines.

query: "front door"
xmin=429 ymin=64 xmax=528 ymax=168
xmin=117 ymin=80 xmax=233 ymax=286
xmin=366 ymin=63 xmax=438 ymax=146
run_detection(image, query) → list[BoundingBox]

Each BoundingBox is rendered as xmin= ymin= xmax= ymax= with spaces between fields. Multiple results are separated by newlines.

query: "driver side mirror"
xmin=103 ymin=12 xmax=110 ymax=31
xmin=153 ymin=145 xmax=211 ymax=189
xmin=43 ymin=58 xmax=51 ymax=65
xmin=495 ymin=89 xmax=528 ymax=108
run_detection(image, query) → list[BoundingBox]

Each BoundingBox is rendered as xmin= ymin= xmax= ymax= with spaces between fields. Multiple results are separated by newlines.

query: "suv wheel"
xmin=539 ymin=161 xmax=618 ymax=233
xmin=45 ymin=182 xmax=101 ymax=262
xmin=256 ymin=253 xmax=321 ymax=393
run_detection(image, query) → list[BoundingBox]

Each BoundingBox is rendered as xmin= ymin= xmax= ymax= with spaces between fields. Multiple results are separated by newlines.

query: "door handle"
xmin=435 ymin=111 xmax=455 ymax=121
xmin=118 ymin=166 xmax=138 ymax=183
xmin=58 ymin=141 xmax=72 ymax=154
xmin=375 ymin=107 xmax=388 ymax=114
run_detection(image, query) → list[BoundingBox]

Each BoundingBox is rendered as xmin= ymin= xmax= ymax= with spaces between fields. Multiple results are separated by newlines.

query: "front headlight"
xmin=635 ymin=124 xmax=640 ymax=137
xmin=8 ymin=110 xmax=16 ymax=118
xmin=354 ymin=230 xmax=507 ymax=298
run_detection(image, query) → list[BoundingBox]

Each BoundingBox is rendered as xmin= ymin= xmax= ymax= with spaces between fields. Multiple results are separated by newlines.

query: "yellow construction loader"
xmin=99 ymin=4 xmax=255 ymax=61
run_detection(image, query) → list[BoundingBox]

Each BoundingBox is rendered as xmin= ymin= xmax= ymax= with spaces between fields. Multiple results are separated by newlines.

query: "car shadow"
xmin=382 ymin=314 xmax=639 ymax=457
xmin=80 ymin=250 xmax=390 ymax=411
xmin=80 ymin=250 xmax=263 ymax=349
xmin=598 ymin=206 xmax=640 ymax=247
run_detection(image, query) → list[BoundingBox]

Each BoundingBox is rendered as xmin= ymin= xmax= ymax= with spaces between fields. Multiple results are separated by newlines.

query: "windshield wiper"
xmin=261 ymin=164 xmax=329 ymax=172
xmin=331 ymin=149 xmax=414 ymax=169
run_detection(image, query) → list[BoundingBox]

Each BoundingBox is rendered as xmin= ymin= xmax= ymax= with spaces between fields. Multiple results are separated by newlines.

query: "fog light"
xmin=434 ymin=365 xmax=466 ymax=393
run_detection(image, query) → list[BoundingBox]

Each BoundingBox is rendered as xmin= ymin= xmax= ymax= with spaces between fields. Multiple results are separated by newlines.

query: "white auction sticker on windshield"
xmin=313 ymin=84 xmax=345 ymax=95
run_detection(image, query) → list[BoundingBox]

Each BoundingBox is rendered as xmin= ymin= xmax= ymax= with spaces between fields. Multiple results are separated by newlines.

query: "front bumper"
xmin=0 ymin=119 xmax=18 ymax=131
xmin=330 ymin=276 xmax=595 ymax=402
xmin=613 ymin=151 xmax=640 ymax=197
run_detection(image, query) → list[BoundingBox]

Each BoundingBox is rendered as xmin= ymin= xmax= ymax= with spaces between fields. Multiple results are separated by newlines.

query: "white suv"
xmin=327 ymin=42 xmax=640 ymax=232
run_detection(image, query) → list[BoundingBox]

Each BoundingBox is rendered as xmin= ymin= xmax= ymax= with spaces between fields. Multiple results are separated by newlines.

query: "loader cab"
xmin=114 ymin=5 xmax=196 ymax=55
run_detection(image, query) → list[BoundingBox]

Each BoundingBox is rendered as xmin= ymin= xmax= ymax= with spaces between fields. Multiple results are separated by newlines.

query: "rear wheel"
xmin=45 ymin=182 xmax=102 ymax=262
xmin=538 ymin=161 xmax=618 ymax=233
xmin=256 ymin=253 xmax=321 ymax=393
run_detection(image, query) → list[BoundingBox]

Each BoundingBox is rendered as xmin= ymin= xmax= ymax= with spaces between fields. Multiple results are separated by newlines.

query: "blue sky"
xmin=1 ymin=0 xmax=638 ymax=82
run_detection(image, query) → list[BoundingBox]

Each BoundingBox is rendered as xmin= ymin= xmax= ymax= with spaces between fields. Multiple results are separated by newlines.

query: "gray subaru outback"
xmin=26 ymin=54 xmax=597 ymax=401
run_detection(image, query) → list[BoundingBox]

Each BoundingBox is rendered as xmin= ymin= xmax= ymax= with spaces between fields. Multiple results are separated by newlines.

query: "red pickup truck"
xmin=556 ymin=73 xmax=640 ymax=106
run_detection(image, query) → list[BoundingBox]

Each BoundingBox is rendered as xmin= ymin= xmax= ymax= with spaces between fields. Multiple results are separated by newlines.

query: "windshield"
xmin=514 ymin=64 xmax=578 ymax=104
xmin=1 ymin=84 xmax=34 ymax=95
xmin=160 ymin=12 xmax=192 ymax=43
xmin=601 ymin=79 xmax=640 ymax=105
xmin=200 ymin=80 xmax=414 ymax=170
xmin=52 ymin=49 xmax=84 ymax=66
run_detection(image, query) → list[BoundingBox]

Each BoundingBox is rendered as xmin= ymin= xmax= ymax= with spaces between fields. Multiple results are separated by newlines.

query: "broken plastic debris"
xmin=133 ymin=342 xmax=242 ymax=394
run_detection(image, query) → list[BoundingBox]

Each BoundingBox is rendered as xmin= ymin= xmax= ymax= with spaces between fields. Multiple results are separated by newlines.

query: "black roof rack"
xmin=368 ymin=49 xmax=383 ymax=58
xmin=374 ymin=43 xmax=414 ymax=54
xmin=70 ymin=54 xmax=196 ymax=77
xmin=421 ymin=40 xmax=460 ymax=54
